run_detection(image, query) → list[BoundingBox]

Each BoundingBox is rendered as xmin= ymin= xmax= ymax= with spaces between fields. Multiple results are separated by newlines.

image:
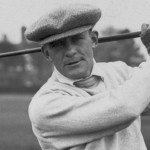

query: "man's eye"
xmin=49 ymin=41 xmax=63 ymax=48
xmin=49 ymin=42 xmax=57 ymax=47
xmin=72 ymin=35 xmax=84 ymax=41
xmin=77 ymin=35 xmax=84 ymax=39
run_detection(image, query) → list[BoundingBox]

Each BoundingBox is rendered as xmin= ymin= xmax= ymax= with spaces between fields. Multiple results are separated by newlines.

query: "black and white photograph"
xmin=0 ymin=0 xmax=150 ymax=150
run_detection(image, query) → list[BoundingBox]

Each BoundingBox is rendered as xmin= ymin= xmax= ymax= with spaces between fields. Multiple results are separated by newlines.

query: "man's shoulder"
xmin=96 ymin=61 xmax=128 ymax=68
xmin=96 ymin=61 xmax=131 ymax=71
xmin=32 ymin=73 xmax=79 ymax=100
xmin=29 ymin=77 xmax=70 ymax=117
xmin=96 ymin=61 xmax=132 ymax=79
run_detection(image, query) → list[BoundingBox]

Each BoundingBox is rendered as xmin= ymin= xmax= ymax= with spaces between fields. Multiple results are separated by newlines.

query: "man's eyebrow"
xmin=73 ymin=33 xmax=85 ymax=37
xmin=49 ymin=39 xmax=64 ymax=45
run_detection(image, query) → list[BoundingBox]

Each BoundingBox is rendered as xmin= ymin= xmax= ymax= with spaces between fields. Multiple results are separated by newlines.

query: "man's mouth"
xmin=68 ymin=61 xmax=79 ymax=65
xmin=65 ymin=60 xmax=81 ymax=66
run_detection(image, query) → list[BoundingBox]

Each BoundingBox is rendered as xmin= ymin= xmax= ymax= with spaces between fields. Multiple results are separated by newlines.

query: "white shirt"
xmin=28 ymin=58 xmax=150 ymax=150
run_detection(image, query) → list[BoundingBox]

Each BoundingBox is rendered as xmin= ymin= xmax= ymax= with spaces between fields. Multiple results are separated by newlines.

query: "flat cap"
xmin=25 ymin=3 xmax=101 ymax=45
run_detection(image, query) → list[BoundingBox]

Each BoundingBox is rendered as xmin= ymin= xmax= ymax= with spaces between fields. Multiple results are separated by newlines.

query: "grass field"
xmin=0 ymin=94 xmax=150 ymax=150
xmin=0 ymin=94 xmax=40 ymax=150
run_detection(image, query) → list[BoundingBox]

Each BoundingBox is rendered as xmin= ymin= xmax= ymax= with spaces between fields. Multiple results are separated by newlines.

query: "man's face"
xmin=44 ymin=31 xmax=97 ymax=80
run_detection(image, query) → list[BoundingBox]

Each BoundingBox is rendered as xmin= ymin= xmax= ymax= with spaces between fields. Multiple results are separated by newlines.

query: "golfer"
xmin=25 ymin=3 xmax=150 ymax=150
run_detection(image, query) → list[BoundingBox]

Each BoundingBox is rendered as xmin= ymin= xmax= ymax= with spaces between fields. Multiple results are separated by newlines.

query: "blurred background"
xmin=0 ymin=0 xmax=150 ymax=150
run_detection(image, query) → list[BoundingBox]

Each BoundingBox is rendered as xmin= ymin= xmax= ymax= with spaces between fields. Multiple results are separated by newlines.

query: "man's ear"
xmin=41 ymin=45 xmax=52 ymax=61
xmin=90 ymin=30 xmax=99 ymax=48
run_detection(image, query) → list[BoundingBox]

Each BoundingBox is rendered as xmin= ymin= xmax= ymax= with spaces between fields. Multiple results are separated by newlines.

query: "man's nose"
xmin=65 ymin=39 xmax=77 ymax=57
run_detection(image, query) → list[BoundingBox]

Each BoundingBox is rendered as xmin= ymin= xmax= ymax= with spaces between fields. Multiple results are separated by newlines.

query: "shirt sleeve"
xmin=28 ymin=57 xmax=150 ymax=150
xmin=128 ymin=59 xmax=150 ymax=116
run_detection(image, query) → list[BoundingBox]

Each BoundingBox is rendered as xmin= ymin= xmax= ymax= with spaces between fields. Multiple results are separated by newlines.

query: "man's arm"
xmin=140 ymin=23 xmax=150 ymax=116
xmin=128 ymin=63 xmax=150 ymax=116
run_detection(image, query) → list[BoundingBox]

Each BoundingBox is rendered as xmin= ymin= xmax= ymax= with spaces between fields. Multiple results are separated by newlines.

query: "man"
xmin=25 ymin=3 xmax=150 ymax=150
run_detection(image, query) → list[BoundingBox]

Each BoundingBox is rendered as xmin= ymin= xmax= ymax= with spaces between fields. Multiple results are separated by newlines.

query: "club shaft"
xmin=0 ymin=47 xmax=41 ymax=58
xmin=98 ymin=31 xmax=141 ymax=43
xmin=0 ymin=31 xmax=141 ymax=58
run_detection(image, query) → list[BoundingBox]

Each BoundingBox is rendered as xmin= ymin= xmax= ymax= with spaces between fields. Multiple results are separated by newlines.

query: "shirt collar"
xmin=54 ymin=59 xmax=104 ymax=86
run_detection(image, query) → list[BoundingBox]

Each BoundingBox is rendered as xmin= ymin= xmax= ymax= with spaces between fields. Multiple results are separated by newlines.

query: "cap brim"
xmin=39 ymin=25 xmax=92 ymax=45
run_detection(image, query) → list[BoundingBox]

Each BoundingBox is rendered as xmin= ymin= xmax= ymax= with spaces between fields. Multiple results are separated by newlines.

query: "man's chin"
xmin=63 ymin=61 xmax=91 ymax=79
xmin=65 ymin=70 xmax=88 ymax=80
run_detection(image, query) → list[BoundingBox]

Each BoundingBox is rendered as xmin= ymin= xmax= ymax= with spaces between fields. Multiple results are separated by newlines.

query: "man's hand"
xmin=141 ymin=23 xmax=150 ymax=53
